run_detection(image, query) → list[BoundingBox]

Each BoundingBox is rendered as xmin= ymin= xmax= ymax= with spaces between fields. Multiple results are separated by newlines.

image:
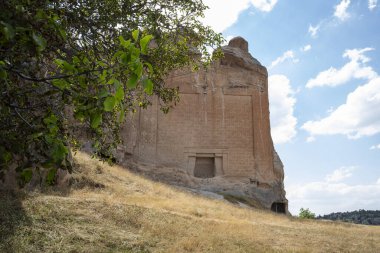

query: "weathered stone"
xmin=228 ymin=36 xmax=249 ymax=52
xmin=220 ymin=37 xmax=262 ymax=70
xmin=122 ymin=37 xmax=288 ymax=213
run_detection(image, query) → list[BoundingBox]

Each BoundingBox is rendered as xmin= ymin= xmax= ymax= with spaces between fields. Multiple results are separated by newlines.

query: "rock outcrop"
xmin=121 ymin=37 xmax=288 ymax=213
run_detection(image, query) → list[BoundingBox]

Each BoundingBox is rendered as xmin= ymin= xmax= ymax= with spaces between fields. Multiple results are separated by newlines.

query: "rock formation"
xmin=121 ymin=37 xmax=288 ymax=213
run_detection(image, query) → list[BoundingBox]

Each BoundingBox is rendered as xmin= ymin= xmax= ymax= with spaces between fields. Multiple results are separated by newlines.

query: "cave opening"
xmin=271 ymin=202 xmax=286 ymax=214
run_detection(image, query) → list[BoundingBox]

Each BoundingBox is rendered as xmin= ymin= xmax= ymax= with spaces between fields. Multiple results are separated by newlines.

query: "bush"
xmin=299 ymin=208 xmax=315 ymax=219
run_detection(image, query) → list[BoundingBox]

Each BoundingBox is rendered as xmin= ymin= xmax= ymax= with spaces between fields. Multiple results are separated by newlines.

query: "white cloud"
xmin=286 ymin=170 xmax=380 ymax=215
xmin=302 ymin=77 xmax=380 ymax=139
xmin=202 ymin=0 xmax=278 ymax=33
xmin=269 ymin=50 xmax=298 ymax=68
xmin=334 ymin=0 xmax=351 ymax=21
xmin=308 ymin=24 xmax=320 ymax=38
xmin=269 ymin=75 xmax=297 ymax=144
xmin=301 ymin=44 xmax=312 ymax=52
xmin=308 ymin=1 xmax=352 ymax=40
xmin=369 ymin=0 xmax=378 ymax=10
xmin=306 ymin=48 xmax=377 ymax=88
xmin=370 ymin=144 xmax=380 ymax=150
xmin=303 ymin=50 xmax=379 ymax=140
xmin=306 ymin=136 xmax=316 ymax=143
xmin=250 ymin=0 xmax=278 ymax=12
xmin=202 ymin=0 xmax=249 ymax=33
xmin=325 ymin=166 xmax=355 ymax=182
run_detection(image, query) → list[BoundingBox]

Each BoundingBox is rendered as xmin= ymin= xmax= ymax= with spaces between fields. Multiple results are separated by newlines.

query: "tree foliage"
xmin=0 ymin=0 xmax=223 ymax=186
xmin=299 ymin=208 xmax=316 ymax=219
xmin=317 ymin=209 xmax=380 ymax=225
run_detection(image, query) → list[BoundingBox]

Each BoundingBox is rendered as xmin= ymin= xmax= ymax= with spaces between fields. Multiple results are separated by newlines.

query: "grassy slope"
xmin=1 ymin=152 xmax=379 ymax=253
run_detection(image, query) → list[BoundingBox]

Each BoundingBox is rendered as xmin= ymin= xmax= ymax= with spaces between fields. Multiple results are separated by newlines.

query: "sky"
xmin=202 ymin=0 xmax=380 ymax=215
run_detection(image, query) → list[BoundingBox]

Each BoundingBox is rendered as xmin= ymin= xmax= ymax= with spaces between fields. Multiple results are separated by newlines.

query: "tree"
xmin=0 ymin=0 xmax=223 ymax=186
xmin=299 ymin=208 xmax=316 ymax=219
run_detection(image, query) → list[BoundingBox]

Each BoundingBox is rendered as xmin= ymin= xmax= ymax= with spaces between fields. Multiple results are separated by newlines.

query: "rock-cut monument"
xmin=121 ymin=37 xmax=288 ymax=213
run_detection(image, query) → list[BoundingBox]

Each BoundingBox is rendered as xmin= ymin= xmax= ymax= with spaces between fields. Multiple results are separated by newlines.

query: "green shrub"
xmin=299 ymin=208 xmax=316 ymax=219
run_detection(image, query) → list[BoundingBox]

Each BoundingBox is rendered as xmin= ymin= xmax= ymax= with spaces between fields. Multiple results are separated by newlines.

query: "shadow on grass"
xmin=0 ymin=190 xmax=30 ymax=253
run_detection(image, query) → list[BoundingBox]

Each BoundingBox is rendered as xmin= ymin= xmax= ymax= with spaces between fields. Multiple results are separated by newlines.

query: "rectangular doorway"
xmin=194 ymin=157 xmax=215 ymax=178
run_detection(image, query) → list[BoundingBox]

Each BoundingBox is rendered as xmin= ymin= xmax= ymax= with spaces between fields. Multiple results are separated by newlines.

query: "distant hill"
xmin=317 ymin=210 xmax=380 ymax=225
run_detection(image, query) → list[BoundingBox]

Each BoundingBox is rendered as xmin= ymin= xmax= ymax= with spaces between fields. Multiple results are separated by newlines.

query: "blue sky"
xmin=203 ymin=0 xmax=380 ymax=215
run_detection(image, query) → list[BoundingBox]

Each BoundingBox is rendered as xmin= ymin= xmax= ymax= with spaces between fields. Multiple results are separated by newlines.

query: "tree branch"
xmin=14 ymin=108 xmax=34 ymax=128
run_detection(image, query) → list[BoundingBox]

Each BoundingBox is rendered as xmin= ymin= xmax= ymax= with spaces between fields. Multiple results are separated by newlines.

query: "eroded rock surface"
xmin=122 ymin=37 xmax=288 ymax=213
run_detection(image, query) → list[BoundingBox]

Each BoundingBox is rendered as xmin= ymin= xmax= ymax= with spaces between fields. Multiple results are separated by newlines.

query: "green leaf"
xmin=58 ymin=28 xmax=67 ymax=40
xmin=51 ymin=142 xmax=68 ymax=163
xmin=119 ymin=52 xmax=130 ymax=65
xmin=43 ymin=114 xmax=58 ymax=125
xmin=32 ymin=33 xmax=47 ymax=52
xmin=73 ymin=56 xmax=80 ymax=64
xmin=44 ymin=135 xmax=55 ymax=145
xmin=54 ymin=59 xmax=75 ymax=72
xmin=104 ymin=96 xmax=116 ymax=111
xmin=74 ymin=110 xmax=85 ymax=122
xmin=83 ymin=57 xmax=90 ymax=65
xmin=99 ymin=69 xmax=108 ymax=83
xmin=0 ymin=147 xmax=12 ymax=164
xmin=1 ymin=22 xmax=15 ymax=40
xmin=113 ymin=50 xmax=124 ymax=61
xmin=115 ymin=85 xmax=124 ymax=102
xmin=134 ymin=62 xmax=143 ymax=78
xmin=140 ymin=35 xmax=153 ymax=54
xmin=54 ymin=59 xmax=64 ymax=66
xmin=127 ymin=74 xmax=139 ymax=89
xmin=132 ymin=30 xmax=139 ymax=42
xmin=35 ymin=9 xmax=46 ymax=20
xmin=107 ymin=78 xmax=116 ymax=85
xmin=52 ymin=79 xmax=69 ymax=90
xmin=90 ymin=112 xmax=102 ymax=129
xmin=97 ymin=60 xmax=107 ymax=68
xmin=131 ymin=47 xmax=140 ymax=60
xmin=144 ymin=62 xmax=154 ymax=74
xmin=98 ymin=89 xmax=109 ymax=99
xmin=143 ymin=78 xmax=154 ymax=95
xmin=46 ymin=168 xmax=57 ymax=185
xmin=112 ymin=79 xmax=121 ymax=89
xmin=0 ymin=68 xmax=7 ymax=79
xmin=119 ymin=36 xmax=131 ymax=49
xmin=78 ymin=76 xmax=86 ymax=87
xmin=20 ymin=169 xmax=33 ymax=184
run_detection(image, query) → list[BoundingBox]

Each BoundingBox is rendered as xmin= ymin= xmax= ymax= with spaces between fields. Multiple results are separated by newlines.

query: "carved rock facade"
xmin=122 ymin=37 xmax=288 ymax=213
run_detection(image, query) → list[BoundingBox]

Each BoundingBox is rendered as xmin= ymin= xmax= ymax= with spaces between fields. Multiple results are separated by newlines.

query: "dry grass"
xmin=1 ymin=152 xmax=379 ymax=253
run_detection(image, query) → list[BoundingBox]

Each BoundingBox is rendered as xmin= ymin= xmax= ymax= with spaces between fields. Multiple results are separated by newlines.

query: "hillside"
xmin=1 ymin=152 xmax=380 ymax=253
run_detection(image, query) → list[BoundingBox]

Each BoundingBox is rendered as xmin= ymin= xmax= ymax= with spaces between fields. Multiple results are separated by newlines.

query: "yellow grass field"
xmin=1 ymin=152 xmax=379 ymax=253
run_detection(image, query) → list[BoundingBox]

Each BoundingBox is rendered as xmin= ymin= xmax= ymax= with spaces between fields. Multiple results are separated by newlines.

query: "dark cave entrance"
xmin=271 ymin=202 xmax=286 ymax=214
